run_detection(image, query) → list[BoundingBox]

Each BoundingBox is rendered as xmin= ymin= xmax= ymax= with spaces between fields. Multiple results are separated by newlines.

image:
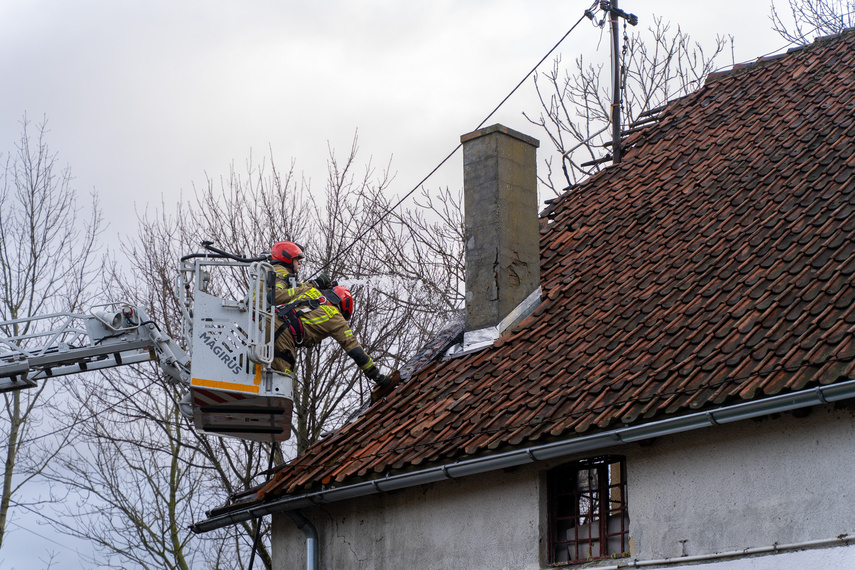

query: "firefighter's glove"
xmin=312 ymin=274 xmax=332 ymax=290
xmin=369 ymin=369 xmax=400 ymax=403
xmin=365 ymin=365 xmax=390 ymax=388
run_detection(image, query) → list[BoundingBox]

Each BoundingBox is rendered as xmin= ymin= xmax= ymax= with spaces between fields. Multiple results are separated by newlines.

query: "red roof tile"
xmin=257 ymin=30 xmax=855 ymax=501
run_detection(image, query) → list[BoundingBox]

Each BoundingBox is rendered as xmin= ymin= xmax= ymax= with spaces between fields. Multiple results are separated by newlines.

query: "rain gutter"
xmin=191 ymin=378 xmax=855 ymax=533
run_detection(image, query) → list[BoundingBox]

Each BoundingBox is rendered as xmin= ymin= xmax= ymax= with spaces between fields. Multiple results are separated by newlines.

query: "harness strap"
xmin=287 ymin=298 xmax=320 ymax=312
xmin=273 ymin=299 xmax=320 ymax=346
xmin=274 ymin=321 xmax=291 ymax=339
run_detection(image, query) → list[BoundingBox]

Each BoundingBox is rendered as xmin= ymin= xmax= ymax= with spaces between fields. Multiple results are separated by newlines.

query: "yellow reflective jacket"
xmin=278 ymin=285 xmax=359 ymax=350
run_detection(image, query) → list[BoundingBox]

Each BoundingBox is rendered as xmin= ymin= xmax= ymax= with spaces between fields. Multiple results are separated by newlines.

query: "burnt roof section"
xmin=257 ymin=30 xmax=855 ymax=500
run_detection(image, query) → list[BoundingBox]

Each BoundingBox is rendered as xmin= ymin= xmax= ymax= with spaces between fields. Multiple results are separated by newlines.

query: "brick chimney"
xmin=460 ymin=124 xmax=541 ymax=352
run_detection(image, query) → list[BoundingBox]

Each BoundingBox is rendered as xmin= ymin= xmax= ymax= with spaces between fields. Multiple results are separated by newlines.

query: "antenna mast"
xmin=603 ymin=1 xmax=637 ymax=164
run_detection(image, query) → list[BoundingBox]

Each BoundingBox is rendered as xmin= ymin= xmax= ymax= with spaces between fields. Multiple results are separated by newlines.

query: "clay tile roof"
xmin=259 ymin=29 xmax=855 ymax=500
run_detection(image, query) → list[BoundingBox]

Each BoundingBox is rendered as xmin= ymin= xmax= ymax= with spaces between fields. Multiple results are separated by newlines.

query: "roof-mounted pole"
xmin=602 ymin=1 xmax=637 ymax=165
xmin=609 ymin=0 xmax=622 ymax=163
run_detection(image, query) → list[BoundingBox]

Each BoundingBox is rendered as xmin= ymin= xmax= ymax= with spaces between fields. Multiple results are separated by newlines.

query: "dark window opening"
xmin=547 ymin=455 xmax=629 ymax=565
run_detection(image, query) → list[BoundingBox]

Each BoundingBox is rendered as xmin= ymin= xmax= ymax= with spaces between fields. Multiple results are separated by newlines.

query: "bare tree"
xmin=361 ymin=185 xmax=465 ymax=327
xmin=40 ymin=162 xmax=289 ymax=568
xmin=40 ymin=373 xmax=200 ymax=570
xmin=525 ymin=14 xmax=731 ymax=194
xmin=41 ymin=137 xmax=463 ymax=568
xmin=177 ymin=136 xmax=461 ymax=450
xmin=34 ymin=205 xmax=202 ymax=569
xmin=295 ymin=138 xmax=463 ymax=447
xmin=770 ymin=0 xmax=854 ymax=44
xmin=0 ymin=115 xmax=102 ymax=551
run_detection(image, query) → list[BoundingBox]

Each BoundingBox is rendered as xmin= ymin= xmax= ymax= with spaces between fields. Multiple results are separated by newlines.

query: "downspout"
xmin=286 ymin=510 xmax=319 ymax=570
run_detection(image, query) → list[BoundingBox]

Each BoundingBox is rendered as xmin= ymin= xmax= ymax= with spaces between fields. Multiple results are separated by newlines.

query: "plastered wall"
xmin=627 ymin=404 xmax=855 ymax=560
xmin=272 ymin=404 xmax=855 ymax=569
xmin=272 ymin=465 xmax=544 ymax=570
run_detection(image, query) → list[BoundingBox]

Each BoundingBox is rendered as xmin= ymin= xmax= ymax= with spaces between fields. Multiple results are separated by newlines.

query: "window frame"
xmin=546 ymin=455 xmax=629 ymax=565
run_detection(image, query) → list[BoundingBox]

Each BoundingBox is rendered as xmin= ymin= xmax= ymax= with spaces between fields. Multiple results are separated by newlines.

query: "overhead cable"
xmin=311 ymin=2 xmax=599 ymax=279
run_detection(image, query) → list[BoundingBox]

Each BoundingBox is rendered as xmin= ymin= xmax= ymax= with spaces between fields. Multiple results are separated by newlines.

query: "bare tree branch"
xmin=0 ymin=114 xmax=103 ymax=552
xmin=770 ymin=0 xmax=854 ymax=45
xmin=526 ymin=15 xmax=730 ymax=194
xmin=41 ymin=135 xmax=462 ymax=568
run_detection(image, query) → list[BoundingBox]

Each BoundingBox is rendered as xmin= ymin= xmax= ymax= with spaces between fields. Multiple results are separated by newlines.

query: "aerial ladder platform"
xmin=0 ymin=244 xmax=293 ymax=443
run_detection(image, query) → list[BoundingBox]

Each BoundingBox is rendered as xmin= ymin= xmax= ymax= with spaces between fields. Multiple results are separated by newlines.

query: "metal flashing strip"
xmin=447 ymin=286 xmax=543 ymax=358
xmin=592 ymin=534 xmax=854 ymax=569
xmin=190 ymin=377 xmax=855 ymax=533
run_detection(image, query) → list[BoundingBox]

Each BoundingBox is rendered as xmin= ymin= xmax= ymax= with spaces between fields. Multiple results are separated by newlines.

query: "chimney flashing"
xmin=444 ymin=285 xmax=542 ymax=359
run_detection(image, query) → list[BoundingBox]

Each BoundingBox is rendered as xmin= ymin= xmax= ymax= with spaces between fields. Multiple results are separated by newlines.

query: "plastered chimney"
xmin=460 ymin=124 xmax=541 ymax=351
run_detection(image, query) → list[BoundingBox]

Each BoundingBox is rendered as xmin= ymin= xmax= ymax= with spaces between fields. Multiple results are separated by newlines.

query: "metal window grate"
xmin=547 ymin=455 xmax=629 ymax=565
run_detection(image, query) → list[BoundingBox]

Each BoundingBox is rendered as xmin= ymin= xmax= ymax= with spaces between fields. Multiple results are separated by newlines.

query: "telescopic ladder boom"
xmin=0 ymin=304 xmax=189 ymax=393
xmin=0 ymin=243 xmax=294 ymax=443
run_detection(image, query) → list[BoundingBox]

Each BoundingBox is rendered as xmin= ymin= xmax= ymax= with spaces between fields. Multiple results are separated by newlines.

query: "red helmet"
xmin=332 ymin=286 xmax=354 ymax=320
xmin=270 ymin=241 xmax=304 ymax=264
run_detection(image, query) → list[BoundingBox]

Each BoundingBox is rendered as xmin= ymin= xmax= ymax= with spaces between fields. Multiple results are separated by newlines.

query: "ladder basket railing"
xmin=246 ymin=260 xmax=275 ymax=366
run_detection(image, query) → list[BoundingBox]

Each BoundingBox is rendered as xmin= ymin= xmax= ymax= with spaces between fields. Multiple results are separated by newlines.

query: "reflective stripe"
xmin=359 ymin=358 xmax=374 ymax=370
xmin=295 ymin=288 xmax=323 ymax=300
xmin=192 ymin=377 xmax=261 ymax=394
xmin=301 ymin=305 xmax=339 ymax=325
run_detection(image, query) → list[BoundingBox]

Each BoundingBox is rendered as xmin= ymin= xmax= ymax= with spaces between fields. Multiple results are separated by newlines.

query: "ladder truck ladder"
xmin=0 ymin=244 xmax=294 ymax=443
xmin=0 ymin=303 xmax=189 ymax=393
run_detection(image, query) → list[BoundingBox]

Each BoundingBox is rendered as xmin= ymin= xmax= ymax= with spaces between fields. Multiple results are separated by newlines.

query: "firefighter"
xmin=273 ymin=281 xmax=391 ymax=389
xmin=268 ymin=240 xmax=313 ymax=375
xmin=267 ymin=241 xmax=390 ymax=389
xmin=268 ymin=240 xmax=332 ymax=298
xmin=269 ymin=240 xmax=307 ymax=291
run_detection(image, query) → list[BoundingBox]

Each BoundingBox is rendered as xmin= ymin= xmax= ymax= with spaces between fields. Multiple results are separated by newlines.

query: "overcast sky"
xmin=0 ymin=1 xmax=794 ymax=567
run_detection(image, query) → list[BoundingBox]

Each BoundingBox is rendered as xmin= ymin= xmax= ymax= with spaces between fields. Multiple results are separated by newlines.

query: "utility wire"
xmin=22 ymin=7 xmax=597 ymax=449
xmin=311 ymin=2 xmax=598 ymax=279
xmin=9 ymin=504 xmax=81 ymax=550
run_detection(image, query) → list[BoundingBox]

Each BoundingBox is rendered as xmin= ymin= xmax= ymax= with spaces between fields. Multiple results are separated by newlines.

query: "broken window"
xmin=547 ymin=455 xmax=629 ymax=565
